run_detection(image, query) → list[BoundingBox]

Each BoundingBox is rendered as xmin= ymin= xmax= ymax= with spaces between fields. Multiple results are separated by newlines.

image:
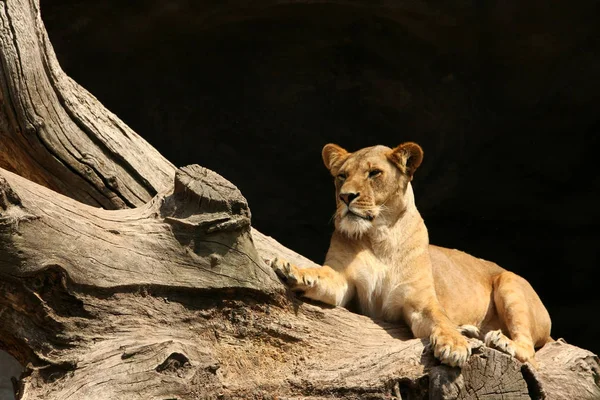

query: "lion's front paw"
xmin=431 ymin=327 xmax=472 ymax=368
xmin=269 ymin=258 xmax=317 ymax=290
xmin=269 ymin=257 xmax=298 ymax=285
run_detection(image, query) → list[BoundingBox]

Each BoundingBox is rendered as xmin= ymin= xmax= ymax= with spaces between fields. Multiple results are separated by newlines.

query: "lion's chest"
xmin=349 ymin=258 xmax=403 ymax=322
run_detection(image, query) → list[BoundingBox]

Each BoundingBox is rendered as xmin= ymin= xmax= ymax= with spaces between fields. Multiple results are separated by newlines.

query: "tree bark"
xmin=0 ymin=0 xmax=599 ymax=399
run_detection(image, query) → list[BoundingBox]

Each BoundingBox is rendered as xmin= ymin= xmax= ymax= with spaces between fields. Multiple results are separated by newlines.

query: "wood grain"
xmin=0 ymin=0 xmax=598 ymax=399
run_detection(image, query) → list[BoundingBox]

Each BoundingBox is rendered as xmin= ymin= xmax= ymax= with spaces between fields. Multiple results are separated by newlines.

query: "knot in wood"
xmin=156 ymin=352 xmax=191 ymax=375
xmin=0 ymin=177 xmax=22 ymax=210
xmin=172 ymin=165 xmax=250 ymax=218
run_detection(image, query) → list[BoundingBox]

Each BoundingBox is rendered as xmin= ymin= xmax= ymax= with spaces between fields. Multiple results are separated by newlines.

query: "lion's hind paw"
xmin=484 ymin=330 xmax=516 ymax=358
xmin=484 ymin=330 xmax=537 ymax=366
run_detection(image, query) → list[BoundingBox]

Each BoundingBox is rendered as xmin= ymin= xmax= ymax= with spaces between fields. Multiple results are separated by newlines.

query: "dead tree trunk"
xmin=2 ymin=165 xmax=598 ymax=400
xmin=0 ymin=0 xmax=598 ymax=399
xmin=0 ymin=0 xmax=173 ymax=208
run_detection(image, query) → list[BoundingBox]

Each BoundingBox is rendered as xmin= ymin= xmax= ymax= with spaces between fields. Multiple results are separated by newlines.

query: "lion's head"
xmin=322 ymin=142 xmax=424 ymax=238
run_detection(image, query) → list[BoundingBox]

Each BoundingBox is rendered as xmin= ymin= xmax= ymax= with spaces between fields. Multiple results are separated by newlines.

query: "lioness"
xmin=271 ymin=142 xmax=551 ymax=367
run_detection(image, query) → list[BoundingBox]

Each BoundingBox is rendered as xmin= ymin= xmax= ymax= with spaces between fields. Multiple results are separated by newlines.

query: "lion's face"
xmin=322 ymin=142 xmax=424 ymax=238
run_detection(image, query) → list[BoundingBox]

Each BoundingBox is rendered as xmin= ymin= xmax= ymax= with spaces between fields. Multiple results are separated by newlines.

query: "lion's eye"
xmin=369 ymin=169 xmax=382 ymax=178
xmin=336 ymin=173 xmax=347 ymax=181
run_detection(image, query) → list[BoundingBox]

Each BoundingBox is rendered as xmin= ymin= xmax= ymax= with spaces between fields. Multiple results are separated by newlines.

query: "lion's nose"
xmin=339 ymin=192 xmax=360 ymax=205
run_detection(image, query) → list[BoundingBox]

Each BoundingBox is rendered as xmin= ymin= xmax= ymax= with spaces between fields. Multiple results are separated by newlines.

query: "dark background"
xmin=41 ymin=0 xmax=599 ymax=354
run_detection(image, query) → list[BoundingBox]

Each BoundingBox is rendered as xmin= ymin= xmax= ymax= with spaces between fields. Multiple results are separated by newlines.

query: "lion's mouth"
xmin=345 ymin=209 xmax=375 ymax=222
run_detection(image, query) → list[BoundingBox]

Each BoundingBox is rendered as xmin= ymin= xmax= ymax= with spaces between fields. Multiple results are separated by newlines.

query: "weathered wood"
xmin=0 ymin=0 xmax=174 ymax=209
xmin=532 ymin=339 xmax=600 ymax=400
xmin=2 ymin=168 xmax=599 ymax=399
xmin=0 ymin=165 xmax=278 ymax=292
xmin=0 ymin=0 xmax=599 ymax=399
xmin=0 ymin=166 xmax=599 ymax=399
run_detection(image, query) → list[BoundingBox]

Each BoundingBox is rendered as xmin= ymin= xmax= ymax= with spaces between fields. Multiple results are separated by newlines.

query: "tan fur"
xmin=271 ymin=142 xmax=552 ymax=367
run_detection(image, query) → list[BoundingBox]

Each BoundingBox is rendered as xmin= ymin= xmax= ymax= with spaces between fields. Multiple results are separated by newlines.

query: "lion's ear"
xmin=322 ymin=144 xmax=349 ymax=172
xmin=388 ymin=142 xmax=424 ymax=180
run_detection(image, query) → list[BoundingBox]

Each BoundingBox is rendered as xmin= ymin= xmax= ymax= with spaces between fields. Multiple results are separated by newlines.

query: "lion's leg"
xmin=426 ymin=309 xmax=472 ymax=367
xmin=489 ymin=271 xmax=552 ymax=364
xmin=397 ymin=290 xmax=471 ymax=368
xmin=270 ymin=258 xmax=354 ymax=307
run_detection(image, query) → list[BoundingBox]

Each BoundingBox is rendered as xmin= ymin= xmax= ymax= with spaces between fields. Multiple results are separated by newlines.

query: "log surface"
xmin=1 ymin=168 xmax=599 ymax=400
xmin=0 ymin=0 xmax=174 ymax=209
xmin=0 ymin=0 xmax=598 ymax=399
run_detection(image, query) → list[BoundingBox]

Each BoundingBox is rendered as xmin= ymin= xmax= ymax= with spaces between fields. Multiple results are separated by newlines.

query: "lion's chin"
xmin=338 ymin=214 xmax=373 ymax=239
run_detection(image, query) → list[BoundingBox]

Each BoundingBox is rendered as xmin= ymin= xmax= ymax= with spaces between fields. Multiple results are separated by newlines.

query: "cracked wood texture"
xmin=0 ymin=0 xmax=599 ymax=399
xmin=0 ymin=0 xmax=173 ymax=209
xmin=2 ymin=168 xmax=598 ymax=400
xmin=0 ymin=168 xmax=598 ymax=400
